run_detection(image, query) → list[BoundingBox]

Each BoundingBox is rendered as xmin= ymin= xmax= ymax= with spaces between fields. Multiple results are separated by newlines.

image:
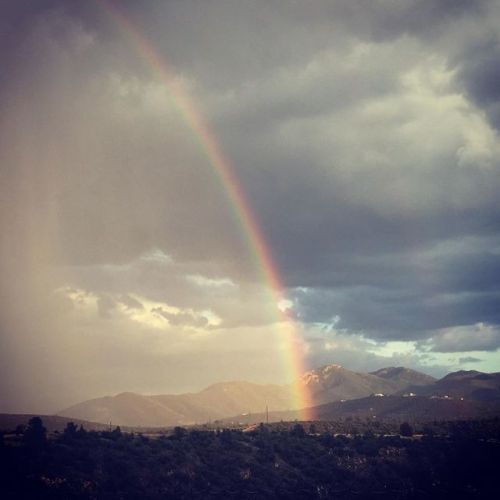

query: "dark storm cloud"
xmin=352 ymin=0 xmax=487 ymax=41
xmin=433 ymin=250 xmax=500 ymax=293
xmin=0 ymin=1 xmax=96 ymax=76
xmin=455 ymin=43 xmax=500 ymax=130
xmin=291 ymin=236 xmax=500 ymax=345
xmin=8 ymin=0 xmax=478 ymax=94
xmin=294 ymin=284 xmax=500 ymax=342
xmin=1 ymin=0 xmax=498 ymax=287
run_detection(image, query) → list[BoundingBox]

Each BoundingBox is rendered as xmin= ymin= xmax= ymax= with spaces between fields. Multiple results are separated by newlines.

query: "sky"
xmin=1 ymin=0 xmax=500 ymax=413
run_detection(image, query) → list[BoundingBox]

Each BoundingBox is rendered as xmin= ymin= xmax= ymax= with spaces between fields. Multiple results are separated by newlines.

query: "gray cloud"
xmin=426 ymin=324 xmax=500 ymax=352
xmin=97 ymin=294 xmax=117 ymax=318
xmin=456 ymin=43 xmax=500 ymax=129
xmin=290 ymin=236 xmax=500 ymax=342
xmin=458 ymin=356 xmax=483 ymax=364
xmin=119 ymin=294 xmax=144 ymax=310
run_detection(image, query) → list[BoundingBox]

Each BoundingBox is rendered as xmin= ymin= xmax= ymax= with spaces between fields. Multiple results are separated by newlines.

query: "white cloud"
xmin=186 ymin=274 xmax=237 ymax=289
xmin=426 ymin=323 xmax=500 ymax=352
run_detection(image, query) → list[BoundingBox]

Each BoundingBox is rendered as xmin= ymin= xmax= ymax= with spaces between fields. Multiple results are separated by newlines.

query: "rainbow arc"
xmin=98 ymin=0 xmax=312 ymax=417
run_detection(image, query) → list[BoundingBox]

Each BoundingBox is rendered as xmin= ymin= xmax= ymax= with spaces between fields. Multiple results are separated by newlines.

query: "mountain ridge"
xmin=399 ymin=370 xmax=500 ymax=401
xmin=370 ymin=366 xmax=436 ymax=386
xmin=58 ymin=366 xmax=500 ymax=427
xmin=58 ymin=364 xmax=436 ymax=426
xmin=220 ymin=395 xmax=500 ymax=426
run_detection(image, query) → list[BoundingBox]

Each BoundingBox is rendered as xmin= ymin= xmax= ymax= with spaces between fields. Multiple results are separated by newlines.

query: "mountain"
xmin=58 ymin=364 xmax=435 ymax=427
xmin=58 ymin=381 xmax=294 ymax=427
xmin=299 ymin=364 xmax=405 ymax=405
xmin=370 ymin=366 xmax=436 ymax=388
xmin=223 ymin=369 xmax=500 ymax=424
xmin=222 ymin=395 xmax=500 ymax=425
xmin=399 ymin=370 xmax=500 ymax=401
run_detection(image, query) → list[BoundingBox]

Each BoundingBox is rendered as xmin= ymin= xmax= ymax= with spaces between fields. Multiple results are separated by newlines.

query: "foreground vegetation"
xmin=1 ymin=417 xmax=499 ymax=499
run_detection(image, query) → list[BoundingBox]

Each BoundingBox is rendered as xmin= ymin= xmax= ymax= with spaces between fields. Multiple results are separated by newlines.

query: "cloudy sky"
xmin=1 ymin=0 xmax=500 ymax=413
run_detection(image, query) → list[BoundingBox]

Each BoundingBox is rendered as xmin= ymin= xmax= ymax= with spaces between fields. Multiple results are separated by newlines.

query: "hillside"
xmin=3 ymin=418 xmax=500 ymax=499
xmin=58 ymin=381 xmax=294 ymax=427
xmin=221 ymin=395 xmax=500 ymax=426
xmin=299 ymin=364 xmax=404 ymax=404
xmin=8 ymin=369 xmax=499 ymax=430
xmin=311 ymin=395 xmax=500 ymax=421
xmin=399 ymin=370 xmax=500 ymax=400
xmin=57 ymin=364 xmax=435 ymax=426
xmin=370 ymin=366 xmax=436 ymax=388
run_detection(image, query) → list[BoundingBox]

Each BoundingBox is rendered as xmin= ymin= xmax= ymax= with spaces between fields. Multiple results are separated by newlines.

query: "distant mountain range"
xmin=227 ymin=369 xmax=500 ymax=425
xmin=399 ymin=370 xmax=500 ymax=401
xmin=58 ymin=381 xmax=294 ymax=427
xmin=221 ymin=395 xmax=500 ymax=426
xmin=370 ymin=366 xmax=436 ymax=387
xmin=57 ymin=364 xmax=438 ymax=427
xmin=2 ymin=366 xmax=499 ymax=430
xmin=300 ymin=364 xmax=435 ymax=405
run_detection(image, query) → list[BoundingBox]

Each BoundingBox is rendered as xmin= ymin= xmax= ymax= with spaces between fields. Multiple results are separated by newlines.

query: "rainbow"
xmin=97 ymin=0 xmax=313 ymax=418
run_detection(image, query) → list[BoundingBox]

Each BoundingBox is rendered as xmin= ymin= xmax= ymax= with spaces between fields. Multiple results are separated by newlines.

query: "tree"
xmin=290 ymin=424 xmax=306 ymax=438
xmin=219 ymin=428 xmax=233 ymax=446
xmin=112 ymin=426 xmax=122 ymax=438
xmin=400 ymin=422 xmax=413 ymax=437
xmin=173 ymin=426 xmax=187 ymax=439
xmin=423 ymin=425 xmax=434 ymax=438
xmin=63 ymin=422 xmax=78 ymax=439
xmin=24 ymin=417 xmax=47 ymax=448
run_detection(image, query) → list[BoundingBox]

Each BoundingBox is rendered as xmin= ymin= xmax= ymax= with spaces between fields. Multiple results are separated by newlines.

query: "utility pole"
xmin=266 ymin=405 xmax=269 ymax=425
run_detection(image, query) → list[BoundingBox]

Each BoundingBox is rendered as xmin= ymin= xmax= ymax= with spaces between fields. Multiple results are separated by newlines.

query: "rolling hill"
xmin=8 ymin=368 xmax=498 ymax=429
xmin=58 ymin=381 xmax=294 ymax=427
xmin=57 ymin=364 xmax=435 ymax=426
